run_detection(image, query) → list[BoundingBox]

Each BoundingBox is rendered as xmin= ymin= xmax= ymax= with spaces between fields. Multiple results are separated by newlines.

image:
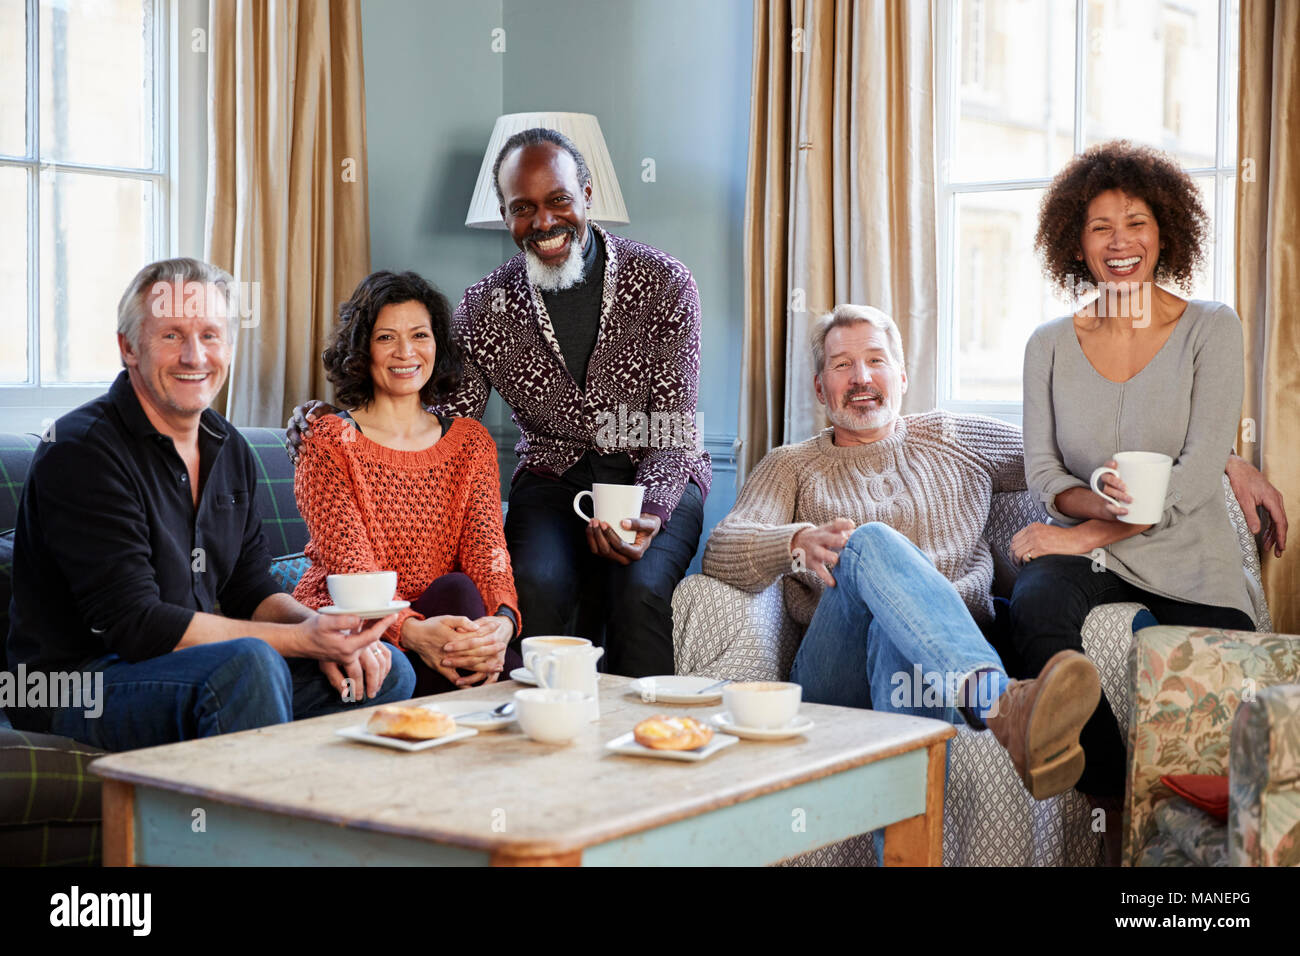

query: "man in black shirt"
xmin=5 ymin=258 xmax=414 ymax=750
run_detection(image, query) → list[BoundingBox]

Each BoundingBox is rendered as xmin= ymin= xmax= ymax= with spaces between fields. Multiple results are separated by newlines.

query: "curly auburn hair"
xmin=322 ymin=271 xmax=461 ymax=410
xmin=1035 ymin=140 xmax=1210 ymax=297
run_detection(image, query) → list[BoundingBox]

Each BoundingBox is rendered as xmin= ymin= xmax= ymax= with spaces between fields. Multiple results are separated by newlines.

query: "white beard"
xmin=826 ymin=395 xmax=898 ymax=433
xmin=524 ymin=234 xmax=586 ymax=292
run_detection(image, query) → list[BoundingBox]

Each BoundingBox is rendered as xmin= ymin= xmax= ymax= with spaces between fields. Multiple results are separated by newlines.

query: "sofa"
xmin=1123 ymin=625 xmax=1300 ymax=866
xmin=0 ymin=427 xmax=309 ymax=866
xmin=672 ymin=481 xmax=1275 ymax=866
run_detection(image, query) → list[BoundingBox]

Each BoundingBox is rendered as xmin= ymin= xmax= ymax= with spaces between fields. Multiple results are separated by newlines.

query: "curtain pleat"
xmin=1237 ymin=0 xmax=1300 ymax=633
xmin=206 ymin=0 xmax=371 ymax=427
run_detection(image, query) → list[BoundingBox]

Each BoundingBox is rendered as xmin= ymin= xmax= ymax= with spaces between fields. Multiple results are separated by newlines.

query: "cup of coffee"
xmin=326 ymin=571 xmax=397 ymax=610
xmin=525 ymin=644 xmax=604 ymax=722
xmin=572 ymin=483 xmax=646 ymax=544
xmin=520 ymin=636 xmax=592 ymax=661
xmin=514 ymin=688 xmax=590 ymax=745
xmin=1089 ymin=451 xmax=1173 ymax=525
xmin=723 ymin=681 xmax=802 ymax=729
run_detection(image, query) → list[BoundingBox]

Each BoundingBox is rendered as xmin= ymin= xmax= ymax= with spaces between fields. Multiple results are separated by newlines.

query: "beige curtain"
xmin=740 ymin=0 xmax=937 ymax=480
xmin=206 ymin=0 xmax=371 ymax=427
xmin=1238 ymin=0 xmax=1300 ymax=634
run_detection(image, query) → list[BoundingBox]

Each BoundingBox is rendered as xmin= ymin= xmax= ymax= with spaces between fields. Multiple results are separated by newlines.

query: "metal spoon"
xmin=451 ymin=701 xmax=515 ymax=722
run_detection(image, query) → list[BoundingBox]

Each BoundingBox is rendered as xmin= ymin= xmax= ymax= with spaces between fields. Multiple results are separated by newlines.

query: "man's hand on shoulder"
xmin=284 ymin=399 xmax=339 ymax=463
xmin=791 ymin=518 xmax=855 ymax=587
xmin=1226 ymin=453 xmax=1287 ymax=557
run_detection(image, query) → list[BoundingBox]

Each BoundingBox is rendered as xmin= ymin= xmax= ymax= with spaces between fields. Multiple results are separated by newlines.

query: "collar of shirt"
xmin=107 ymin=370 xmax=229 ymax=488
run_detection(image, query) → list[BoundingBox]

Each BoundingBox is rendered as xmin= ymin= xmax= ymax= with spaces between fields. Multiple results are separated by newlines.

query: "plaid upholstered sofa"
xmin=672 ymin=480 xmax=1274 ymax=867
xmin=1123 ymin=625 xmax=1300 ymax=866
xmin=0 ymin=427 xmax=309 ymax=866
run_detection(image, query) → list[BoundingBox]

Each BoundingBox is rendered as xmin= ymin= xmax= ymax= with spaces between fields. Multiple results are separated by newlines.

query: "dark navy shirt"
xmin=6 ymin=372 xmax=282 ymax=699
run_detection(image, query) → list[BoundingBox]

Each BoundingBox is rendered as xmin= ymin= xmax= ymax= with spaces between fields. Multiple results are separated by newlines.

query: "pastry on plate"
xmin=366 ymin=705 xmax=456 ymax=740
xmin=633 ymin=714 xmax=714 ymax=751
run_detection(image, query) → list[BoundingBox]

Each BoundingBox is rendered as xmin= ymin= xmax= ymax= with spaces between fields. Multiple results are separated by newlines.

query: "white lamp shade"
xmin=464 ymin=112 xmax=630 ymax=229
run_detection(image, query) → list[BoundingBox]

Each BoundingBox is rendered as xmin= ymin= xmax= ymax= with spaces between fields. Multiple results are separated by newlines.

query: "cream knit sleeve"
xmin=702 ymin=444 xmax=815 ymax=592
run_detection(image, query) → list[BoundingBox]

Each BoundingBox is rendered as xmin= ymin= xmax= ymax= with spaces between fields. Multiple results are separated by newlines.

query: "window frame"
xmin=934 ymin=0 xmax=1239 ymax=426
xmin=0 ymin=0 xmax=182 ymax=432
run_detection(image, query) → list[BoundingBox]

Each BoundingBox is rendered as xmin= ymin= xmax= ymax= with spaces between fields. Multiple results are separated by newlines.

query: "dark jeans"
xmin=404 ymin=572 xmax=524 ymax=697
xmin=505 ymin=469 xmax=704 ymax=678
xmin=47 ymin=637 xmax=416 ymax=753
xmin=1009 ymin=554 xmax=1255 ymax=797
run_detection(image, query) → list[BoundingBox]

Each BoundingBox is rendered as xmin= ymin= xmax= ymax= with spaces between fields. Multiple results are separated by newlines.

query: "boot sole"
xmin=1024 ymin=654 xmax=1101 ymax=800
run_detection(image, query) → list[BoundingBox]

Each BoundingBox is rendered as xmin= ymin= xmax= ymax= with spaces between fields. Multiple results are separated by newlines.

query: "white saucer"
xmin=509 ymin=666 xmax=538 ymax=686
xmin=427 ymin=700 xmax=514 ymax=731
xmin=335 ymin=723 xmax=477 ymax=751
xmin=709 ymin=712 xmax=815 ymax=740
xmin=627 ymin=675 xmax=725 ymax=704
xmin=319 ymin=600 xmax=410 ymax=619
xmin=605 ymin=730 xmax=739 ymax=762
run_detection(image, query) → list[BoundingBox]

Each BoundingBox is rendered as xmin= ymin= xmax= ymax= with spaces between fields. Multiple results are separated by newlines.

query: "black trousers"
xmin=504 ymin=469 xmax=705 ymax=678
xmin=1008 ymin=554 xmax=1255 ymax=797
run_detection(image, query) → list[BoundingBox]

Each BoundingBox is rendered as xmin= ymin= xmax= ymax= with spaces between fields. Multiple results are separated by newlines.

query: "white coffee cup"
xmin=525 ymin=645 xmax=604 ymax=722
xmin=520 ymin=636 xmax=592 ymax=661
xmin=572 ymin=483 xmax=646 ymax=544
xmin=326 ymin=571 xmax=397 ymax=610
xmin=1089 ymin=451 xmax=1173 ymax=525
xmin=514 ymin=688 xmax=590 ymax=745
xmin=723 ymin=681 xmax=802 ymax=729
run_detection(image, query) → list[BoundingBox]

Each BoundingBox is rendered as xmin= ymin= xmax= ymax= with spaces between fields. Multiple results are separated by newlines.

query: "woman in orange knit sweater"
xmin=293 ymin=271 xmax=522 ymax=696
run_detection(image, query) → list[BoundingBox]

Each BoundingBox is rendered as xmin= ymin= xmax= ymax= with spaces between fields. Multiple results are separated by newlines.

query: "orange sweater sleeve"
xmin=293 ymin=418 xmax=423 ymax=646
xmin=455 ymin=423 xmax=521 ymax=632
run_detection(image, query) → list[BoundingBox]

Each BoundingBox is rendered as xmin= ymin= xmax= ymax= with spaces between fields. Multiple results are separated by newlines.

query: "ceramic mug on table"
xmin=1089 ymin=451 xmax=1173 ymax=525
xmin=326 ymin=571 xmax=396 ymax=610
xmin=524 ymin=644 xmax=604 ymax=722
xmin=514 ymin=688 xmax=590 ymax=745
xmin=723 ymin=681 xmax=802 ymax=730
xmin=572 ymin=483 xmax=646 ymax=544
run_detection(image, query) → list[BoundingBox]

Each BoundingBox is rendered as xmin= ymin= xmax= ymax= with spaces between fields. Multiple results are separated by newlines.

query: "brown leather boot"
xmin=985 ymin=650 xmax=1101 ymax=800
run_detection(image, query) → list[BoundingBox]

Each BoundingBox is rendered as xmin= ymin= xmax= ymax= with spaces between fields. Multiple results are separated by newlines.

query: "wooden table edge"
xmin=92 ymin=722 xmax=955 ymax=862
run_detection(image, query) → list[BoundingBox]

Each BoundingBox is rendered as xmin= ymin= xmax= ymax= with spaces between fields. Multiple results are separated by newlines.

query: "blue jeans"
xmin=49 ymin=637 xmax=416 ymax=752
xmin=790 ymin=523 xmax=1009 ymax=725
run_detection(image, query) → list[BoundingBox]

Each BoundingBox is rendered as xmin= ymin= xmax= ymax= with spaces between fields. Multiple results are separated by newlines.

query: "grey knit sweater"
xmin=702 ymin=412 xmax=1025 ymax=626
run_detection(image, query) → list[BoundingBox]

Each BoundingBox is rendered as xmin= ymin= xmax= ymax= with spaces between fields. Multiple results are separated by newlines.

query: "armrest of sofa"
xmin=1122 ymin=625 xmax=1300 ymax=865
xmin=671 ymin=574 xmax=799 ymax=681
xmin=1229 ymin=682 xmax=1300 ymax=866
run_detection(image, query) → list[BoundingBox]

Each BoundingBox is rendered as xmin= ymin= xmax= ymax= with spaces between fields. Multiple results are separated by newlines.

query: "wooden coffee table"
xmin=92 ymin=675 xmax=955 ymax=866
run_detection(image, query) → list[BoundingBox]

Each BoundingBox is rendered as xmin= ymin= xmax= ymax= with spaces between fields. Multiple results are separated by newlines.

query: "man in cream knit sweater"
xmin=704 ymin=304 xmax=1105 ymax=800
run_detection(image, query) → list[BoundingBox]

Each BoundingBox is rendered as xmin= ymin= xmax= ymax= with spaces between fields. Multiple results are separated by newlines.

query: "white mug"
xmin=513 ymin=688 xmax=590 ymax=745
xmin=572 ymin=483 xmax=646 ymax=544
xmin=525 ymin=645 xmax=604 ymax=722
xmin=1090 ymin=451 xmax=1173 ymax=525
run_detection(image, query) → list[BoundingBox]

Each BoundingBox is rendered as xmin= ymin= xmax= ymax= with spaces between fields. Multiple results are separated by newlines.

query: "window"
xmin=0 ymin=0 xmax=169 ymax=426
xmin=936 ymin=0 xmax=1240 ymax=418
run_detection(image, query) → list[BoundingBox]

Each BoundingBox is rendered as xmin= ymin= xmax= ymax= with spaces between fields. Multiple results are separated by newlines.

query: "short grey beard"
xmin=524 ymin=235 xmax=586 ymax=291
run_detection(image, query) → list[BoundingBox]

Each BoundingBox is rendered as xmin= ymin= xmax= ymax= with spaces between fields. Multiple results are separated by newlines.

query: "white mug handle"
xmin=572 ymin=489 xmax=594 ymax=523
xmin=525 ymin=651 xmax=555 ymax=689
xmin=1090 ymin=466 xmax=1123 ymax=508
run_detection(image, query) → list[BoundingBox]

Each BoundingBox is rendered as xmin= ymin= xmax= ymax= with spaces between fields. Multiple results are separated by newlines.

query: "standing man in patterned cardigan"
xmin=290 ymin=129 xmax=709 ymax=677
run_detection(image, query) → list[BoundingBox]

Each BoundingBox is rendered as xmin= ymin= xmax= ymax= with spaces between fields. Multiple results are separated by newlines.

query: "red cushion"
xmin=1161 ymin=774 xmax=1229 ymax=822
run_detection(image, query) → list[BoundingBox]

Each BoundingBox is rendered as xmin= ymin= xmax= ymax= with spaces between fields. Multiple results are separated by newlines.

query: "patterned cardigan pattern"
xmin=438 ymin=223 xmax=712 ymax=525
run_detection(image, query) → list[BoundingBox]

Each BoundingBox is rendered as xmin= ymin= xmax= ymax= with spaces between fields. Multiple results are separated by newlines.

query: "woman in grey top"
xmin=1006 ymin=142 xmax=1258 ymax=846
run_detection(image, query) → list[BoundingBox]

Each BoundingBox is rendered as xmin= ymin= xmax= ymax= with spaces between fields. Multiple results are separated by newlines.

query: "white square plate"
xmin=604 ymin=730 xmax=740 ymax=762
xmin=335 ymin=724 xmax=478 ymax=751
xmin=627 ymin=676 xmax=725 ymax=704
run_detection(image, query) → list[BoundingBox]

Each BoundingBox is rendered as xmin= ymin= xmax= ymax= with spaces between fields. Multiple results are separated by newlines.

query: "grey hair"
xmin=810 ymin=304 xmax=905 ymax=376
xmin=492 ymin=127 xmax=592 ymax=205
xmin=116 ymin=258 xmax=238 ymax=366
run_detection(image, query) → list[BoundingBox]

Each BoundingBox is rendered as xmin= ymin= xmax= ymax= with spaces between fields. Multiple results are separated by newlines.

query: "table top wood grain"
xmin=92 ymin=675 xmax=955 ymax=857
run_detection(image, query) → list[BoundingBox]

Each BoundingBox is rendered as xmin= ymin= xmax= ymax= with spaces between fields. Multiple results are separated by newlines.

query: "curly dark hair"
xmin=1035 ymin=140 xmax=1210 ymax=297
xmin=322 ymin=271 xmax=461 ymax=410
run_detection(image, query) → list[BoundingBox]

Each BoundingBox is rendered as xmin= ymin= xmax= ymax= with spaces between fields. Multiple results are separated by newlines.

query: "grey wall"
xmin=362 ymin=0 xmax=752 ymax=573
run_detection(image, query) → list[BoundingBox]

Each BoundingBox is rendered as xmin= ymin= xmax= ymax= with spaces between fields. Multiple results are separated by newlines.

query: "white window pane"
xmin=39 ymin=0 xmax=155 ymax=169
xmin=1221 ymin=174 xmax=1235 ymax=310
xmin=0 ymin=0 xmax=27 ymax=157
xmin=39 ymin=170 xmax=155 ymax=383
xmin=1182 ymin=173 xmax=1218 ymax=305
xmin=953 ymin=188 xmax=1071 ymax=401
xmin=953 ymin=0 xmax=1075 ymax=183
xmin=0 ymin=165 xmax=28 ymax=382
xmin=1084 ymin=0 xmax=1219 ymax=168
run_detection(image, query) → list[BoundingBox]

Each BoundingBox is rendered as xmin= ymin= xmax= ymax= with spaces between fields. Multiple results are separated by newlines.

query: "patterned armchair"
xmin=1124 ymin=626 xmax=1300 ymax=866
xmin=672 ymin=478 xmax=1272 ymax=867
